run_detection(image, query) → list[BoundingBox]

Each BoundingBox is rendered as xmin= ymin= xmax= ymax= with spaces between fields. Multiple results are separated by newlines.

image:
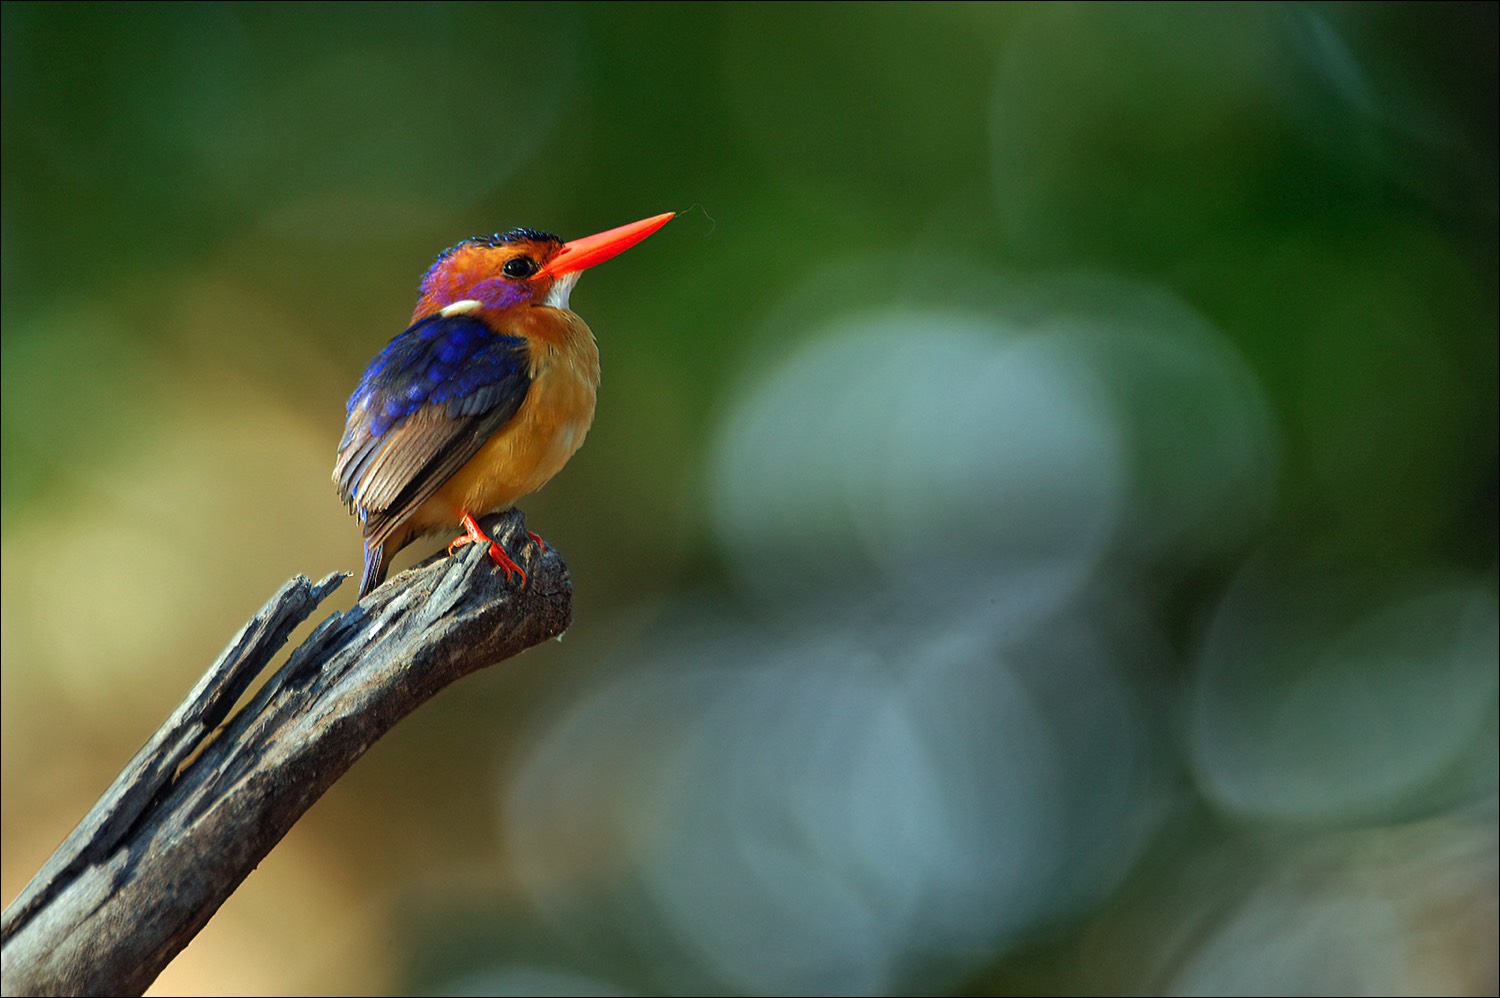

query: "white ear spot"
xmin=440 ymin=299 xmax=483 ymax=317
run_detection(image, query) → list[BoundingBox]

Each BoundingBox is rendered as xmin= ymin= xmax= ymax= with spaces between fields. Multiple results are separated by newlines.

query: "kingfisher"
xmin=334 ymin=212 xmax=674 ymax=598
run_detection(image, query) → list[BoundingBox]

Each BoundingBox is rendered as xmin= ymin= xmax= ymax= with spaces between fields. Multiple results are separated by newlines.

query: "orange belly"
xmin=436 ymin=383 xmax=595 ymax=516
xmin=404 ymin=333 xmax=599 ymax=541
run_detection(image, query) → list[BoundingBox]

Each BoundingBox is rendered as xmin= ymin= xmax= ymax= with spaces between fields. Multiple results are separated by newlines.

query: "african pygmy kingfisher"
xmin=334 ymin=212 xmax=674 ymax=597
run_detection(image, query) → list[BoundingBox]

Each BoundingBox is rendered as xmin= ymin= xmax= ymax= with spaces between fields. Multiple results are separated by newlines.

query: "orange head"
xmin=412 ymin=212 xmax=675 ymax=323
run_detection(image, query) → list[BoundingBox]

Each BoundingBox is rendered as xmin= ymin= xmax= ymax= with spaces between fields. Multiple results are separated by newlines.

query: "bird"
xmin=334 ymin=211 xmax=674 ymax=598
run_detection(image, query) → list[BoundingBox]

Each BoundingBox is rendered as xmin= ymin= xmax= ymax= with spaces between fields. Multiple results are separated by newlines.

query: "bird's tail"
xmin=359 ymin=541 xmax=390 ymax=598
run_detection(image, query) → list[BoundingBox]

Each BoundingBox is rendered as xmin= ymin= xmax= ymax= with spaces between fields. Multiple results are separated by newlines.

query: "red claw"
xmin=450 ymin=513 xmax=528 ymax=586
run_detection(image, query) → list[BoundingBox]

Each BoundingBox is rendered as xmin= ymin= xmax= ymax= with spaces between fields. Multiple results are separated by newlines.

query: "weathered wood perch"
xmin=1 ymin=510 xmax=570 ymax=997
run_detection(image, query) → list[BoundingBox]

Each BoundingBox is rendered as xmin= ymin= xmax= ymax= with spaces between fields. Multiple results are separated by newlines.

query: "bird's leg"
xmin=527 ymin=531 xmax=547 ymax=552
xmin=449 ymin=512 xmax=527 ymax=585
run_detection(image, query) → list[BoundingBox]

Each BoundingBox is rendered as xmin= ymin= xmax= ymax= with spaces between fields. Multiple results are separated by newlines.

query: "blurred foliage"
xmin=3 ymin=3 xmax=1495 ymax=996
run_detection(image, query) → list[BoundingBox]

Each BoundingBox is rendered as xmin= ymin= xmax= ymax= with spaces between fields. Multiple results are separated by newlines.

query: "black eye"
xmin=502 ymin=256 xmax=538 ymax=279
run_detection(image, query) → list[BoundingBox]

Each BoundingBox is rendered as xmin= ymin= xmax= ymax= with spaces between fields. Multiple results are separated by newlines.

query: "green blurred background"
xmin=3 ymin=3 xmax=1496 ymax=995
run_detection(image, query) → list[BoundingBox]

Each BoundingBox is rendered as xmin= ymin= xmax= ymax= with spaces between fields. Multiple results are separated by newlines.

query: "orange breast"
xmin=409 ymin=309 xmax=600 ymax=537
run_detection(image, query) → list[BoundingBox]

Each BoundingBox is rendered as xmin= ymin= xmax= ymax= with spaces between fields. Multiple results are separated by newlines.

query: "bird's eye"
xmin=502 ymin=256 xmax=539 ymax=279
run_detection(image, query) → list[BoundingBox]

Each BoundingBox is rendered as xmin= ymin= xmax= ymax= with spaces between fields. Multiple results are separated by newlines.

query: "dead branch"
xmin=1 ymin=510 xmax=570 ymax=997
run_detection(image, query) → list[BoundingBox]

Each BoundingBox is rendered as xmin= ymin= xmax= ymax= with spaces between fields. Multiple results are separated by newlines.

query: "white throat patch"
xmin=544 ymin=273 xmax=581 ymax=310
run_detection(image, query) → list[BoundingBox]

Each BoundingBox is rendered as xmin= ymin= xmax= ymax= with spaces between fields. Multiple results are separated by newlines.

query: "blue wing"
xmin=333 ymin=313 xmax=532 ymax=548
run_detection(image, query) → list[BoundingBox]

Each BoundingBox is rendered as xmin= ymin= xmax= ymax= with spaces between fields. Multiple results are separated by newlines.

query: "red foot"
xmin=448 ymin=513 xmax=527 ymax=585
xmin=527 ymin=530 xmax=547 ymax=552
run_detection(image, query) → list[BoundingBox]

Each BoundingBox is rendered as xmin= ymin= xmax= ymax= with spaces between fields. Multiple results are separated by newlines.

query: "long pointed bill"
xmin=538 ymin=212 xmax=675 ymax=278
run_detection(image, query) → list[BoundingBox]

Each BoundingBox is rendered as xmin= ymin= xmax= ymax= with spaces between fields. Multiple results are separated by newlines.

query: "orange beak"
xmin=538 ymin=212 xmax=675 ymax=278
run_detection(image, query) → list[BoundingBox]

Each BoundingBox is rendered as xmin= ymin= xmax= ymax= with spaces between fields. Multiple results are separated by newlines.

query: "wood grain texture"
xmin=1 ymin=510 xmax=571 ymax=997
